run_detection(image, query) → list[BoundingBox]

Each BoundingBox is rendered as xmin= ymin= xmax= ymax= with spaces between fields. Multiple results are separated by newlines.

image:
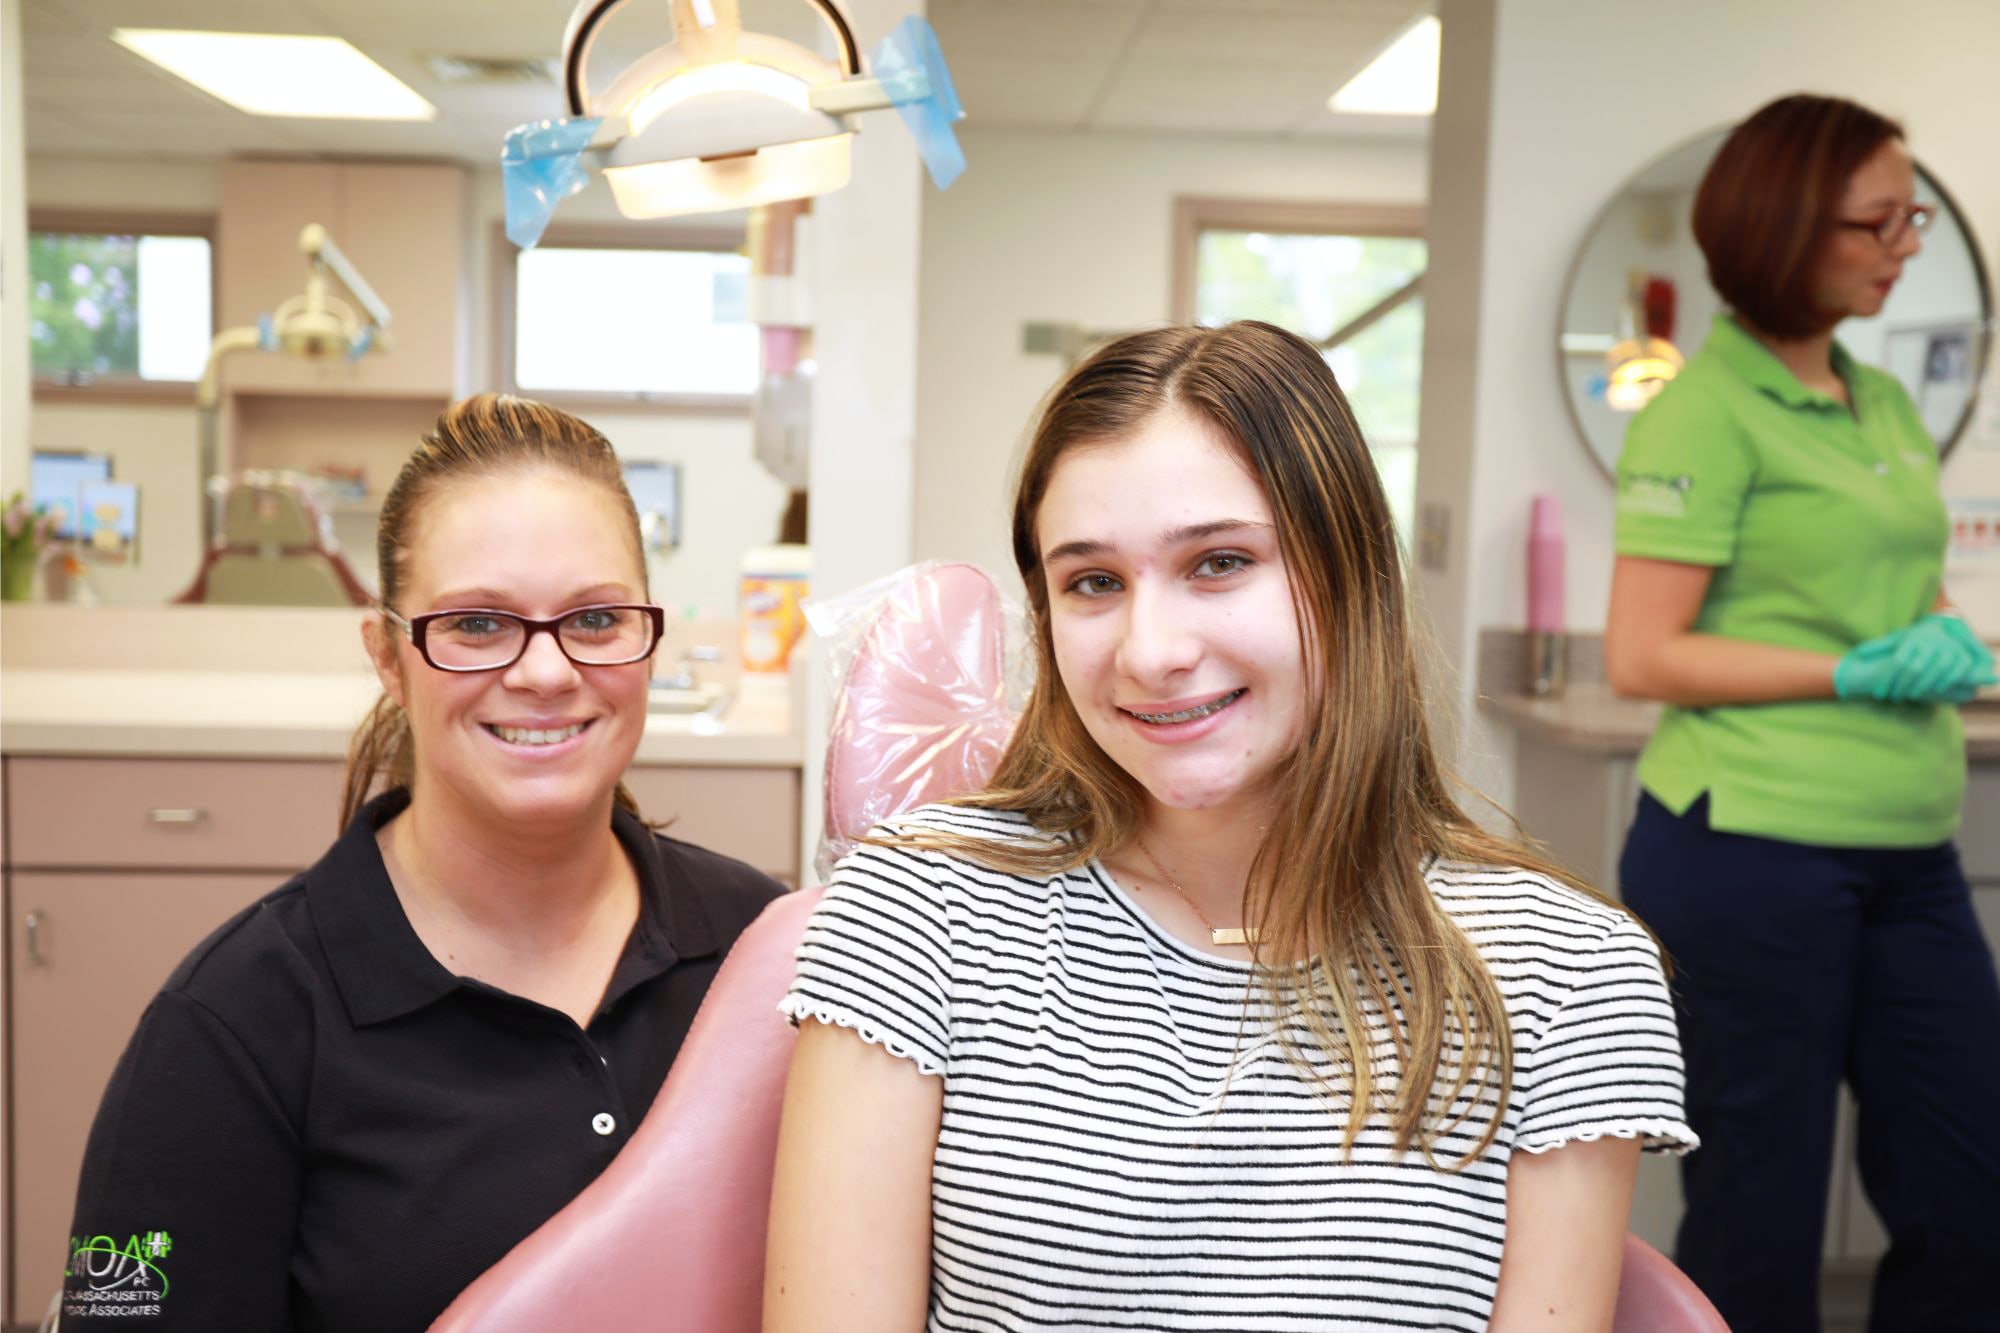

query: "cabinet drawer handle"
xmin=149 ymin=808 xmax=207 ymax=826
xmin=25 ymin=911 xmax=46 ymax=966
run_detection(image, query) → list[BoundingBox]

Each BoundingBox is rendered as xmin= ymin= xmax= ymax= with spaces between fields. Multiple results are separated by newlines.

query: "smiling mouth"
xmin=1123 ymin=689 xmax=1246 ymax=725
xmin=482 ymin=721 xmax=592 ymax=747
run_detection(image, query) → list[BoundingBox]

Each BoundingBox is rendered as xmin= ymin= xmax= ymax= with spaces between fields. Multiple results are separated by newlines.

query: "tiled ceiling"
xmin=21 ymin=0 xmax=1430 ymax=162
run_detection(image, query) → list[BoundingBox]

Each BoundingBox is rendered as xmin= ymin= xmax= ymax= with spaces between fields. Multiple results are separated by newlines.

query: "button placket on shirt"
xmin=569 ymin=1029 xmax=622 ymax=1142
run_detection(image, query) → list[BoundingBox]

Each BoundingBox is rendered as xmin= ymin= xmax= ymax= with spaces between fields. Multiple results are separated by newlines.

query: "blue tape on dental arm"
xmin=256 ymin=314 xmax=277 ymax=351
xmin=347 ymin=327 xmax=375 ymax=362
xmin=874 ymin=15 xmax=966 ymax=190
xmin=501 ymin=117 xmax=604 ymax=249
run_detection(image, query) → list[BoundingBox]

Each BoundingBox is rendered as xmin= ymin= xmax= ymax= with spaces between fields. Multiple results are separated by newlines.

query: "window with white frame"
xmin=29 ymin=220 xmax=213 ymax=385
xmin=507 ymin=236 xmax=759 ymax=400
xmin=1179 ymin=202 xmax=1426 ymax=541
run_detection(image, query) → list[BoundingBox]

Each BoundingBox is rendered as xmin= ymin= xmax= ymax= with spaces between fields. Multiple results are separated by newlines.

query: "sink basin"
xmin=646 ymin=682 xmax=729 ymax=716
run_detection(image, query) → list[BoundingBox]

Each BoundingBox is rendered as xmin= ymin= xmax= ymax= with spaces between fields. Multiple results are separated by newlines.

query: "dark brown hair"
xmin=1693 ymin=93 xmax=1905 ymax=339
xmin=339 ymin=393 xmax=649 ymax=827
xmin=889 ymin=322 xmax=1639 ymax=1165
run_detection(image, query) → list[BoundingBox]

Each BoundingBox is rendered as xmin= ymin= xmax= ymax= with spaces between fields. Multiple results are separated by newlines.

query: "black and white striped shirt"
xmin=780 ymin=804 xmax=1696 ymax=1331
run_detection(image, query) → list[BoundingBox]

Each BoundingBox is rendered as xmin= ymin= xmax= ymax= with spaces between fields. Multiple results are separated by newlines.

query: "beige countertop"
xmin=0 ymin=669 xmax=802 ymax=767
xmin=1482 ymin=682 xmax=2000 ymax=762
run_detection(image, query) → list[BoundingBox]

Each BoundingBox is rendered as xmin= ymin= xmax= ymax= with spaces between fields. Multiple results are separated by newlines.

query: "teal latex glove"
xmin=1885 ymin=612 xmax=1998 ymax=700
xmin=1834 ymin=632 xmax=1908 ymax=702
xmin=1933 ymin=611 xmax=1997 ymax=679
xmin=1835 ymin=615 xmax=1997 ymax=704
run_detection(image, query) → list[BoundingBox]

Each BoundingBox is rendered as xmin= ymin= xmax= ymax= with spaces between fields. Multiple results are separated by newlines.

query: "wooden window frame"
xmin=28 ymin=210 xmax=218 ymax=404
xmin=1170 ymin=197 xmax=1427 ymax=326
xmin=491 ymin=223 xmax=755 ymax=414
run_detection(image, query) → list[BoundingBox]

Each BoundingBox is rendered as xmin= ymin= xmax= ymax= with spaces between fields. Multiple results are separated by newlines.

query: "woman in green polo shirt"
xmin=1606 ymin=94 xmax=2000 ymax=1333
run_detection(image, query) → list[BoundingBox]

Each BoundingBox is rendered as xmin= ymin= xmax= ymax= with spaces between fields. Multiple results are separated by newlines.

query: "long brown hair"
xmin=1693 ymin=93 xmax=1905 ymax=340
xmin=890 ymin=322 xmax=1633 ymax=1165
xmin=339 ymin=393 xmax=649 ymax=828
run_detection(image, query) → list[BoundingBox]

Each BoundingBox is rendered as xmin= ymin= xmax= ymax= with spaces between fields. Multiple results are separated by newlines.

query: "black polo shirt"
xmin=60 ymin=788 xmax=785 ymax=1331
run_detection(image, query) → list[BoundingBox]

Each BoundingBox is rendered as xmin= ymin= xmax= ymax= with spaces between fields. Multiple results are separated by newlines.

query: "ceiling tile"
xmin=23 ymin=104 xmax=128 ymax=154
xmin=945 ymin=53 xmax=1115 ymax=129
xmin=34 ymin=0 xmax=325 ymax=35
xmin=21 ymin=0 xmax=87 ymax=34
xmin=1127 ymin=4 xmax=1405 ymax=71
xmin=1094 ymin=59 xmax=1342 ymax=134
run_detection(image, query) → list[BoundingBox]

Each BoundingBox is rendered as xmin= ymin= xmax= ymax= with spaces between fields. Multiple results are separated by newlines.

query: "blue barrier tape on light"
xmin=501 ymin=116 xmax=604 ymax=249
xmin=256 ymin=314 xmax=277 ymax=351
xmin=874 ymin=16 xmax=966 ymax=190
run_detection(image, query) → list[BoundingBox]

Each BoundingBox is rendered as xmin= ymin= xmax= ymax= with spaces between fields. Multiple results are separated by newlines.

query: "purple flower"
xmin=70 ymin=262 xmax=91 ymax=285
xmin=75 ymin=297 xmax=102 ymax=330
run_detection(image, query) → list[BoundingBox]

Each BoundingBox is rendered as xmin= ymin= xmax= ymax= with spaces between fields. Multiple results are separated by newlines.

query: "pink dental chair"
xmin=430 ymin=562 xmax=1725 ymax=1333
xmin=175 ymin=471 xmax=372 ymax=607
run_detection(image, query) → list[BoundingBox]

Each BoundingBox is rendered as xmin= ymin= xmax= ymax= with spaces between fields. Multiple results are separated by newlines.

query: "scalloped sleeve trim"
xmin=776 ymin=994 xmax=947 ymax=1079
xmin=1515 ymin=1118 xmax=1700 ymax=1159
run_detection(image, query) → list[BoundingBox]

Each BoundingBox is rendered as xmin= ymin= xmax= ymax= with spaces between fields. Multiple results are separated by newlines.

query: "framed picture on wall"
xmin=79 ymin=481 xmax=139 ymax=563
xmin=624 ymin=461 xmax=682 ymax=552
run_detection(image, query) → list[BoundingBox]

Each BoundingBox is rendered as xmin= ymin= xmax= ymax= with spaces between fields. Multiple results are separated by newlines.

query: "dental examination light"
xmin=502 ymin=0 xmax=965 ymax=247
xmin=1603 ymin=269 xmax=1682 ymax=413
xmin=194 ymin=224 xmax=392 ymax=540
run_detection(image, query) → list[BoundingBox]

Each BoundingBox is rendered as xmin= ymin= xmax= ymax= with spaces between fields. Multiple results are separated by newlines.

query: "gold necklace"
xmin=1134 ymin=839 xmax=1260 ymax=948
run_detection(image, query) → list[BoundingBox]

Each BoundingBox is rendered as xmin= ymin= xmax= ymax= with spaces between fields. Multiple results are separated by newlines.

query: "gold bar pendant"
xmin=1210 ymin=928 xmax=1256 ymax=947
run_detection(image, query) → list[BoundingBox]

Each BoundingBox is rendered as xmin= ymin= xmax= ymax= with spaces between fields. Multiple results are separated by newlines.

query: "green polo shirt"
xmin=1614 ymin=313 xmax=1961 ymax=848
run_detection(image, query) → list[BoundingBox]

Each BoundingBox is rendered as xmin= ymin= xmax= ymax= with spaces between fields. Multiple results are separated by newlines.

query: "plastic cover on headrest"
xmin=806 ymin=561 xmax=1026 ymax=881
xmin=220 ymin=471 xmax=327 ymax=547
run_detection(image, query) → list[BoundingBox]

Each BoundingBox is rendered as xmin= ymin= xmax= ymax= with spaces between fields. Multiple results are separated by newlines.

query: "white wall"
xmin=2 ymin=0 xmax=31 ymax=505
xmin=576 ymin=407 xmax=787 ymax=619
xmin=1421 ymin=0 xmax=2000 ymax=804
xmin=0 ymin=0 xmax=24 ymax=1304
xmin=22 ymin=157 xmax=785 ymax=616
xmin=912 ymin=126 xmax=1430 ymax=589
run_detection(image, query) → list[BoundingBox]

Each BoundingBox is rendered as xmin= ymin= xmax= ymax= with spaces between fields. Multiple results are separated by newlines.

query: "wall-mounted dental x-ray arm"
xmin=194 ymin=224 xmax=392 ymax=541
xmin=503 ymin=0 xmax=965 ymax=247
xmin=196 ymin=224 xmax=392 ymax=410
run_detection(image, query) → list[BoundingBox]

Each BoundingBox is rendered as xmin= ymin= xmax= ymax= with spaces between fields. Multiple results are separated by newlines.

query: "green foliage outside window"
xmin=1195 ymin=229 xmax=1427 ymax=538
xmin=30 ymin=233 xmax=143 ymax=377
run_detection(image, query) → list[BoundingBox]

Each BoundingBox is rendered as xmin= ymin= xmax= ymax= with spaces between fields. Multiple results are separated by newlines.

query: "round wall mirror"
xmin=1559 ymin=127 xmax=1993 ymax=477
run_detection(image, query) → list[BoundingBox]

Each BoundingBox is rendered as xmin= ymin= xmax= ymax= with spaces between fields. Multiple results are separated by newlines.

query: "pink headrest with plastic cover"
xmin=820 ymin=560 xmax=1015 ymax=872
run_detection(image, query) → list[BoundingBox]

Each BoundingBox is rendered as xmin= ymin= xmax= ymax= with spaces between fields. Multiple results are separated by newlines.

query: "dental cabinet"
xmin=0 ymin=609 xmax=803 ymax=1327
xmin=2 ymin=758 xmax=341 ymax=1328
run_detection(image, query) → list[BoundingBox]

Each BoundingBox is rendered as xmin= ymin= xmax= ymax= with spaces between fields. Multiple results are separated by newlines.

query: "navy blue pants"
xmin=1620 ymin=793 xmax=2000 ymax=1333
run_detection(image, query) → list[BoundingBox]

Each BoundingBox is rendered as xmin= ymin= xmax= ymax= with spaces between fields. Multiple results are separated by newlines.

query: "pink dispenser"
xmin=1527 ymin=493 xmax=1566 ymax=696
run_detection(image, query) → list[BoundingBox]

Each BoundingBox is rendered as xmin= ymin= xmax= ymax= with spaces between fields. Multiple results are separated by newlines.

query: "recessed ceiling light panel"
xmin=1328 ymin=14 xmax=1440 ymax=117
xmin=111 ymin=29 xmax=438 ymax=121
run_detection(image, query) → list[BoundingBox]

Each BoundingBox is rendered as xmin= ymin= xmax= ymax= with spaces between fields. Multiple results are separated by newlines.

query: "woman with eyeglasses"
xmin=61 ymin=395 xmax=784 ymax=1330
xmin=1606 ymin=94 xmax=2000 ymax=1332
